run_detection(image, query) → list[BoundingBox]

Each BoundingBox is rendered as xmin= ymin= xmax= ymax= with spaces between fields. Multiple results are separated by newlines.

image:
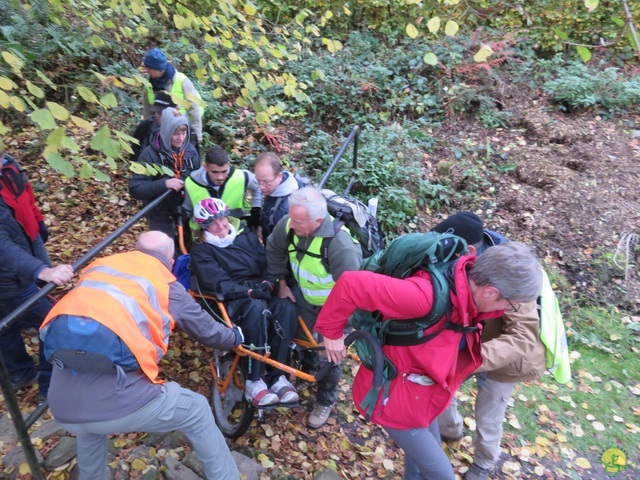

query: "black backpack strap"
xmin=269 ymin=197 xmax=284 ymax=226
xmin=383 ymin=318 xmax=480 ymax=346
xmin=287 ymin=228 xmax=331 ymax=272
xmin=318 ymin=218 xmax=343 ymax=272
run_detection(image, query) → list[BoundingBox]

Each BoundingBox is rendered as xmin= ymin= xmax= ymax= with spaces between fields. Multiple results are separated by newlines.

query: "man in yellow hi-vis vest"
xmin=183 ymin=146 xmax=263 ymax=233
xmin=40 ymin=231 xmax=242 ymax=480
xmin=266 ymin=187 xmax=362 ymax=429
xmin=142 ymin=47 xmax=204 ymax=143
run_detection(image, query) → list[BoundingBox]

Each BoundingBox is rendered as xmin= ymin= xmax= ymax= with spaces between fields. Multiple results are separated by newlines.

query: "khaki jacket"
xmin=476 ymin=300 xmax=547 ymax=383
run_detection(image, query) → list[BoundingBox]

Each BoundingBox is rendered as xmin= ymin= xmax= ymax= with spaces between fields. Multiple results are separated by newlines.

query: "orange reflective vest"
xmin=42 ymin=251 xmax=176 ymax=383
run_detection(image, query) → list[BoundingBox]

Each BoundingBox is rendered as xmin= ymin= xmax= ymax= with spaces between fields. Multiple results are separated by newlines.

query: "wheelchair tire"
xmin=211 ymin=357 xmax=255 ymax=439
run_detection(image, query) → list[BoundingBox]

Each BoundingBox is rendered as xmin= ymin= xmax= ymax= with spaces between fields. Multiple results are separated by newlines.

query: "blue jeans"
xmin=385 ymin=420 xmax=455 ymax=480
xmin=0 ymin=283 xmax=54 ymax=395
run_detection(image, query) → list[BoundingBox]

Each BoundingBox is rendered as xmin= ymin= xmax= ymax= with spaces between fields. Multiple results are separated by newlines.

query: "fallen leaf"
xmin=592 ymin=421 xmax=605 ymax=431
xmin=575 ymin=457 xmax=592 ymax=469
xmin=258 ymin=453 xmax=274 ymax=468
xmin=383 ymin=459 xmax=395 ymax=471
xmin=535 ymin=436 xmax=551 ymax=446
xmin=464 ymin=417 xmax=476 ymax=431
xmin=131 ymin=458 xmax=146 ymax=470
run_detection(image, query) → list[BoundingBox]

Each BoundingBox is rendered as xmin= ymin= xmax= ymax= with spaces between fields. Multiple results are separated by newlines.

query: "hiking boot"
xmin=245 ymin=379 xmax=279 ymax=407
xmin=307 ymin=403 xmax=332 ymax=429
xmin=440 ymin=432 xmax=463 ymax=443
xmin=464 ymin=463 xmax=494 ymax=480
xmin=269 ymin=375 xmax=299 ymax=404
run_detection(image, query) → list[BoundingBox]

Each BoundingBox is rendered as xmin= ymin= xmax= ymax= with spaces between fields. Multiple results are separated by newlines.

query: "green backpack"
xmin=350 ymin=231 xmax=470 ymax=420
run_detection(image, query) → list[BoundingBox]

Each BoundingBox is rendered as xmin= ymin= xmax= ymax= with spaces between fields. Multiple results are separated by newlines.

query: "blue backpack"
xmin=173 ymin=254 xmax=192 ymax=289
xmin=40 ymin=314 xmax=139 ymax=388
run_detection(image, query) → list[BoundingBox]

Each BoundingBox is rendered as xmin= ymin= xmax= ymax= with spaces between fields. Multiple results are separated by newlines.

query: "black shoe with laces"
xmin=10 ymin=371 xmax=38 ymax=390
xmin=440 ymin=432 xmax=463 ymax=443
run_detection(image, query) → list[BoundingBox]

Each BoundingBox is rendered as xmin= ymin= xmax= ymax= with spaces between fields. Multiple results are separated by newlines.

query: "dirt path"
xmin=429 ymin=85 xmax=640 ymax=311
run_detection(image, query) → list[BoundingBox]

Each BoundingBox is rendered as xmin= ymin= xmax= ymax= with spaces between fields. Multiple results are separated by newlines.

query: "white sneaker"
xmin=245 ymin=379 xmax=279 ymax=407
xmin=269 ymin=375 xmax=299 ymax=403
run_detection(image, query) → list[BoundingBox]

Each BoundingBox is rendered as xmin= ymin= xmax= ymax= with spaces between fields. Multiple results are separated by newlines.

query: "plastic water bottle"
xmin=367 ymin=197 xmax=378 ymax=218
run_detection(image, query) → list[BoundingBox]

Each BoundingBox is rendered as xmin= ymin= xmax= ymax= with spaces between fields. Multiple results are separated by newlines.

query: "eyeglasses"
xmin=505 ymin=298 xmax=520 ymax=313
xmin=256 ymin=177 xmax=278 ymax=186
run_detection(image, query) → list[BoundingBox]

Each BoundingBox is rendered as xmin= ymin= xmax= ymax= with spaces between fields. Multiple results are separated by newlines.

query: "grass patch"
xmin=455 ymin=305 xmax=640 ymax=463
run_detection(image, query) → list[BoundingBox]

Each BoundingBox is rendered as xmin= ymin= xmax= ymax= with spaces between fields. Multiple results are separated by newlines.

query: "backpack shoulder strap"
xmin=318 ymin=217 xmax=347 ymax=272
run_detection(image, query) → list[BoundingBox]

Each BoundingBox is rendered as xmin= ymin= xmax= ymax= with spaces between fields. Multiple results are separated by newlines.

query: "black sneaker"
xmin=10 ymin=371 xmax=38 ymax=390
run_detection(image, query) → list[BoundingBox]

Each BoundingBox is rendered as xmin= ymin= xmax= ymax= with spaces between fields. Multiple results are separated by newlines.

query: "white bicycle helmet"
xmin=193 ymin=197 xmax=229 ymax=227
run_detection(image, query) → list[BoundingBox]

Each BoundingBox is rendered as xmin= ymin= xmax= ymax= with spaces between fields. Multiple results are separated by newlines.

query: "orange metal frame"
xmin=193 ymin=292 xmax=321 ymax=396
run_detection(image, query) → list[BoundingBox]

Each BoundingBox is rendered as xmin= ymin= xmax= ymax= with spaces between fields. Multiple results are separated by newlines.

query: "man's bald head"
xmin=135 ymin=231 xmax=175 ymax=261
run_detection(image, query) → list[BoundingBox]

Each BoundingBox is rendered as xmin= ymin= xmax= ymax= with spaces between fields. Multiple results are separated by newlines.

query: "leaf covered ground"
xmin=2 ymin=82 xmax=640 ymax=479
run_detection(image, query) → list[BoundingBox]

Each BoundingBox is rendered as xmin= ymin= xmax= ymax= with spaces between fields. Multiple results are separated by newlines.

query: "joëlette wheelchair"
xmin=175 ymin=219 xmax=382 ymax=439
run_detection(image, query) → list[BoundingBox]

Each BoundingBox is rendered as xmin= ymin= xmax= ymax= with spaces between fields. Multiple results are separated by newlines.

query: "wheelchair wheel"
xmin=211 ymin=357 xmax=255 ymax=439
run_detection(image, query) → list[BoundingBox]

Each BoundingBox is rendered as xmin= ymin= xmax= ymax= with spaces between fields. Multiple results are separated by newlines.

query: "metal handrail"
xmin=316 ymin=125 xmax=360 ymax=194
xmin=0 ymin=189 xmax=173 ymax=479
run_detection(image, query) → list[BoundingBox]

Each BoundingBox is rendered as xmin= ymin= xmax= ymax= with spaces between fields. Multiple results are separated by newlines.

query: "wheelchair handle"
xmin=344 ymin=330 xmax=384 ymax=391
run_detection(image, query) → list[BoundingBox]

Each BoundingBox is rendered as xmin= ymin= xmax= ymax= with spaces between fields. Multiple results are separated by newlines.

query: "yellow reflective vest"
xmin=287 ymin=219 xmax=348 ymax=306
xmin=146 ymin=72 xmax=204 ymax=116
xmin=185 ymin=168 xmax=248 ymax=231
xmin=538 ymin=270 xmax=572 ymax=384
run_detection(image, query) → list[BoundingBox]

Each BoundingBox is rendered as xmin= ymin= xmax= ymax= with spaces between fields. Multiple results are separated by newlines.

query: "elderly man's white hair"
xmin=135 ymin=231 xmax=175 ymax=260
xmin=289 ymin=186 xmax=327 ymax=222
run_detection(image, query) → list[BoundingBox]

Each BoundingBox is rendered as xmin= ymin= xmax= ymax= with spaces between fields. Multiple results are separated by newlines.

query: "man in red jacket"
xmin=316 ymin=241 xmax=542 ymax=480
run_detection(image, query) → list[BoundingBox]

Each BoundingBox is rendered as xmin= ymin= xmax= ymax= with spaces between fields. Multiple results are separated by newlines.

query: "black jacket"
xmin=190 ymin=229 xmax=275 ymax=300
xmin=0 ymin=197 xmax=45 ymax=299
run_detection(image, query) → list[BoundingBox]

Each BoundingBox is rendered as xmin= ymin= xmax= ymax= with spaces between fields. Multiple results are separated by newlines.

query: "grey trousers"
xmin=59 ymin=382 xmax=239 ymax=480
xmin=438 ymin=374 xmax=516 ymax=469
xmin=385 ymin=421 xmax=455 ymax=480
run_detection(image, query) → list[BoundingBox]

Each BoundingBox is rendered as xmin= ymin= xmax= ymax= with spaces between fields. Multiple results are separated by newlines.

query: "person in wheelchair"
xmin=190 ymin=198 xmax=299 ymax=407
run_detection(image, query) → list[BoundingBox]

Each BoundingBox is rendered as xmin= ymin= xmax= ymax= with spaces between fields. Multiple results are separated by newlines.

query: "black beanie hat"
xmin=150 ymin=91 xmax=177 ymax=113
xmin=430 ymin=211 xmax=485 ymax=245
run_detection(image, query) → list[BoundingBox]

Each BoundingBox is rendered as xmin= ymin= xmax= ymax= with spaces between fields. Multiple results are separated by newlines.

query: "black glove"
xmin=248 ymin=288 xmax=271 ymax=300
xmin=231 ymin=325 xmax=244 ymax=347
xmin=246 ymin=206 xmax=261 ymax=229
xmin=257 ymin=280 xmax=274 ymax=295
xmin=38 ymin=220 xmax=49 ymax=243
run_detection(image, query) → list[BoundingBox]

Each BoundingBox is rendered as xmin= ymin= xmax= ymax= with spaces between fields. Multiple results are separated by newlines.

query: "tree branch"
xmin=620 ymin=0 xmax=640 ymax=59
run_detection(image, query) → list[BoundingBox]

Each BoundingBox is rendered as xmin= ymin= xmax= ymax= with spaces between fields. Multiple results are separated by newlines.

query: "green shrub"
xmin=542 ymin=61 xmax=640 ymax=113
xmin=266 ymin=32 xmax=444 ymax=130
xmin=293 ymin=122 xmax=451 ymax=237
